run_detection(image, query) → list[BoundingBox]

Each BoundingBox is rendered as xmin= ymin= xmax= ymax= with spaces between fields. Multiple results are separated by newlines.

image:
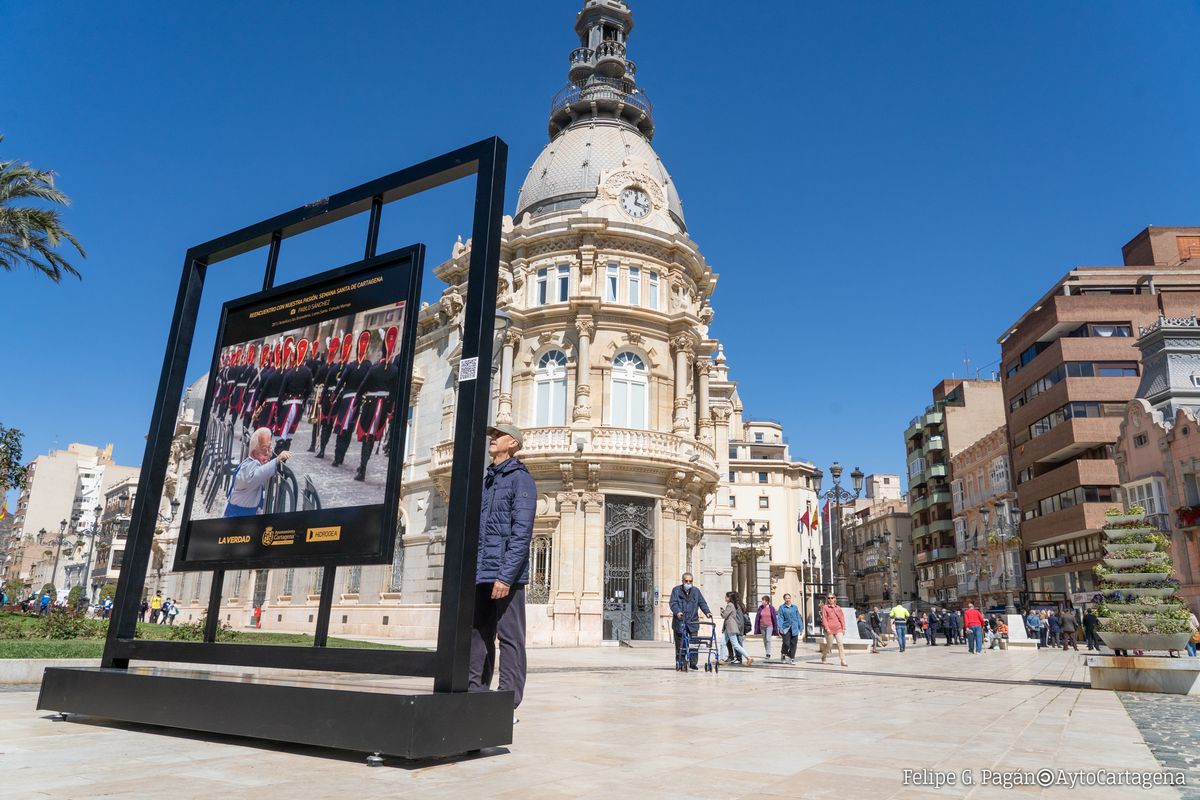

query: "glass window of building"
xmin=536 ymin=268 xmax=548 ymax=305
xmin=758 ymin=496 xmax=769 ymax=508
xmin=534 ymin=351 xmax=569 ymax=426
xmin=605 ymin=264 xmax=618 ymax=302
xmin=648 ymin=271 xmax=659 ymax=309
xmin=628 ymin=266 xmax=641 ymax=306
xmin=610 ymin=351 xmax=648 ymax=428
xmin=556 ymin=264 xmax=570 ymax=302
xmin=758 ymin=471 xmax=768 ymax=484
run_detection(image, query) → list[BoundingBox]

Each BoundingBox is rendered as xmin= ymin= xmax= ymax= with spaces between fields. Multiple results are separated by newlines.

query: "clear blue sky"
xmin=3 ymin=1 xmax=1198 ymax=505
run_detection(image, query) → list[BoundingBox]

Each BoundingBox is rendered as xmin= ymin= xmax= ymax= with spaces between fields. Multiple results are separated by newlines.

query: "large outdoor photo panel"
xmin=174 ymin=247 xmax=423 ymax=571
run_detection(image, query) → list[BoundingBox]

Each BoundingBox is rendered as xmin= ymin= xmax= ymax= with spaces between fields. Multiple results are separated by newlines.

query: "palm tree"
xmin=0 ymin=134 xmax=85 ymax=282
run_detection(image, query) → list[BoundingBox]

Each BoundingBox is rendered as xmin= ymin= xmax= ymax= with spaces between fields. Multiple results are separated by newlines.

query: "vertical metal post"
xmin=434 ymin=139 xmax=507 ymax=693
xmin=102 ymin=254 xmax=208 ymax=669
xmin=313 ymin=566 xmax=338 ymax=647
xmin=203 ymin=571 xmax=225 ymax=642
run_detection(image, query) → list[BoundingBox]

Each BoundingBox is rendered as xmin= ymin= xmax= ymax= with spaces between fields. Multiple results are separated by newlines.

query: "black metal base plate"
xmin=38 ymin=667 xmax=513 ymax=760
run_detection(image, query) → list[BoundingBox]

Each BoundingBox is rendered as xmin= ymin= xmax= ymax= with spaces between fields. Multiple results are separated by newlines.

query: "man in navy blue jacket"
xmin=470 ymin=423 xmax=537 ymax=715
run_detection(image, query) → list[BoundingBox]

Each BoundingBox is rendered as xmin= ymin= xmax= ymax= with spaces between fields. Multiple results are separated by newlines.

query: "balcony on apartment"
xmin=1019 ymin=502 xmax=1110 ymax=546
xmin=1016 ymin=459 xmax=1120 ymax=512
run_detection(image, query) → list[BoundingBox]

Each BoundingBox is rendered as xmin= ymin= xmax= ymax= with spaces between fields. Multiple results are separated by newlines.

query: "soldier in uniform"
xmin=329 ymin=331 xmax=373 ymax=468
xmin=252 ymin=340 xmax=286 ymax=433
xmin=214 ymin=352 xmax=234 ymax=421
xmin=242 ymin=345 xmax=271 ymax=433
xmin=352 ymin=327 xmax=400 ymax=481
xmin=229 ymin=345 xmax=256 ymax=422
xmin=274 ymin=337 xmax=314 ymax=455
xmin=317 ymin=334 xmax=353 ymax=460
xmin=308 ymin=335 xmax=340 ymax=452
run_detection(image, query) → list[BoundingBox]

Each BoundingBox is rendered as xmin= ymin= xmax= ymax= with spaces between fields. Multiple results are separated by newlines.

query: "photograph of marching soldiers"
xmin=191 ymin=301 xmax=407 ymax=521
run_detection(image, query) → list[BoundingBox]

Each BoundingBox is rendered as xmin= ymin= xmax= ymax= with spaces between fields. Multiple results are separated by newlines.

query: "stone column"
xmin=496 ymin=330 xmax=518 ymax=425
xmin=553 ymin=491 xmax=581 ymax=646
xmin=579 ymin=490 xmax=605 ymax=645
xmin=670 ymin=335 xmax=694 ymax=435
xmin=696 ymin=361 xmax=713 ymax=443
xmin=573 ymin=319 xmax=594 ymax=422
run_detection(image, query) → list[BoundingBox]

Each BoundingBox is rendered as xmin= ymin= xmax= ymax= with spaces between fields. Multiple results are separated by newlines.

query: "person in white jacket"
xmin=224 ymin=427 xmax=290 ymax=517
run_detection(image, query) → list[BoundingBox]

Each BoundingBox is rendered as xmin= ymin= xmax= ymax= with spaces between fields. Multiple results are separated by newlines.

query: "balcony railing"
xmin=595 ymin=40 xmax=627 ymax=60
xmin=551 ymin=76 xmax=653 ymax=119
xmin=569 ymin=47 xmax=593 ymax=65
xmin=432 ymin=426 xmax=715 ymax=470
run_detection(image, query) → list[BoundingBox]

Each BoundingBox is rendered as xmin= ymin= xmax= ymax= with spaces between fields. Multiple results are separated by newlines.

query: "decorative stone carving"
xmin=438 ymin=288 xmax=464 ymax=322
xmin=587 ymin=462 xmax=601 ymax=492
xmin=582 ymin=492 xmax=604 ymax=510
xmin=712 ymin=407 xmax=732 ymax=423
xmin=670 ymin=334 xmax=695 ymax=354
xmin=504 ymin=330 xmax=522 ymax=348
xmin=624 ymin=331 xmax=643 ymax=345
xmin=596 ymin=158 xmax=668 ymax=211
xmin=538 ymin=331 xmax=557 ymax=345
xmin=559 ymin=462 xmax=575 ymax=492
xmin=575 ymin=319 xmax=595 ymax=338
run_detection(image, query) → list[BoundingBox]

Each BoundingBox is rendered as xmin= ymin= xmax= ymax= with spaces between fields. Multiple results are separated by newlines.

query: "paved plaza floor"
xmin=2 ymin=641 xmax=1197 ymax=800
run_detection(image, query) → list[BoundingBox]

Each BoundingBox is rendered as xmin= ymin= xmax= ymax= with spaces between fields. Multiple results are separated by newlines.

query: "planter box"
xmin=1088 ymin=654 xmax=1200 ymax=695
xmin=1101 ymin=527 xmax=1157 ymax=540
xmin=1102 ymin=603 xmax=1179 ymax=613
xmin=1102 ymin=572 xmax=1171 ymax=584
xmin=1103 ymin=542 xmax=1157 ymax=553
xmin=1103 ymin=558 xmax=1149 ymax=569
xmin=1109 ymin=587 xmax=1178 ymax=598
xmin=1103 ymin=514 xmax=1147 ymax=526
xmin=1097 ymin=632 xmax=1192 ymax=652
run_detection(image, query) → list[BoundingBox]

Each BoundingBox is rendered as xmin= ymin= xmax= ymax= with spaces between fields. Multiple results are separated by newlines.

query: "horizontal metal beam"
xmin=107 ymin=639 xmax=437 ymax=677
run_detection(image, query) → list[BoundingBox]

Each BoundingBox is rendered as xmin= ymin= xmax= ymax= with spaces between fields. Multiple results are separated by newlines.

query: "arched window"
xmin=611 ymin=351 xmax=648 ymax=429
xmin=534 ymin=350 xmax=569 ymax=426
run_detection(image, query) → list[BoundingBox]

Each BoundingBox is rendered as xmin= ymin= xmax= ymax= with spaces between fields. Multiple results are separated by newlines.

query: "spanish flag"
xmin=0 ymin=497 xmax=7 ymax=521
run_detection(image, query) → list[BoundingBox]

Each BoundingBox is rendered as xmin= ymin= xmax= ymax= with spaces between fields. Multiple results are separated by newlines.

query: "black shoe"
xmin=354 ymin=469 xmax=365 ymax=481
xmin=688 ymin=663 xmax=698 ymax=671
xmin=307 ymin=445 xmax=316 ymax=452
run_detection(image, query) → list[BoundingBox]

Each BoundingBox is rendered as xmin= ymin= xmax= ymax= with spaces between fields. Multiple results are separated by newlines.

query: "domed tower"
xmin=516 ymin=0 xmax=687 ymax=233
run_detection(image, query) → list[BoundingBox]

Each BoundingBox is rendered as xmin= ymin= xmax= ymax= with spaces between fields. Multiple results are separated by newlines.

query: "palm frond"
xmin=0 ymin=134 xmax=85 ymax=282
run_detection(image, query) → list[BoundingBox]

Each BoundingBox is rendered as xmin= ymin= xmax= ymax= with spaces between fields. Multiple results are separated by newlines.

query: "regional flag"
xmin=798 ymin=508 xmax=810 ymax=533
xmin=0 ymin=497 xmax=7 ymax=521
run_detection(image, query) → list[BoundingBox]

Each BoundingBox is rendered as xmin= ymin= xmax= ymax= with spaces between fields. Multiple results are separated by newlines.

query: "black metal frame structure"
xmin=39 ymin=137 xmax=511 ymax=760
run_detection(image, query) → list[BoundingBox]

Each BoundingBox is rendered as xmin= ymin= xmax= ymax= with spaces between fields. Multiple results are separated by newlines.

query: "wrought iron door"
xmin=604 ymin=498 xmax=655 ymax=641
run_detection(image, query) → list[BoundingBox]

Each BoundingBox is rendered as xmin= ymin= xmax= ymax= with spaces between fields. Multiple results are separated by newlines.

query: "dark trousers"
xmin=469 ymin=583 xmax=527 ymax=709
xmin=674 ymin=620 xmax=698 ymax=667
xmin=1085 ymin=629 xmax=1100 ymax=650
xmin=780 ymin=630 xmax=798 ymax=659
xmin=1061 ymin=631 xmax=1078 ymax=651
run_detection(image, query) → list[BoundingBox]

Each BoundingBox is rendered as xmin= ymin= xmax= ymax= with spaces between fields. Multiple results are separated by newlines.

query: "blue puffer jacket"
xmin=476 ymin=457 xmax=537 ymax=586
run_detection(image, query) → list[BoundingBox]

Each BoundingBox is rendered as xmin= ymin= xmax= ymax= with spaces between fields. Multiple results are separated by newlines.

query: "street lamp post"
xmin=981 ymin=502 xmax=1020 ymax=615
xmin=813 ymin=463 xmax=864 ymax=607
xmin=45 ymin=519 xmax=72 ymax=597
xmin=80 ymin=504 xmax=104 ymax=606
xmin=732 ymin=520 xmax=768 ymax=601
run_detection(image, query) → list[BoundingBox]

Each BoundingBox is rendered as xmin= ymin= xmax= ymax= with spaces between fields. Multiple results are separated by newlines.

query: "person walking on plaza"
xmin=469 ymin=423 xmax=536 ymax=719
xmin=138 ymin=597 xmax=148 ymax=622
xmin=941 ymin=608 xmax=956 ymax=646
xmin=1025 ymin=609 xmax=1042 ymax=647
xmin=820 ymin=594 xmax=848 ymax=667
xmin=1048 ymin=611 xmax=1062 ymax=648
xmin=1060 ymin=608 xmax=1079 ymax=651
xmin=776 ymin=593 xmax=802 ymax=663
xmin=721 ymin=592 xmax=753 ymax=666
xmin=669 ymin=572 xmax=712 ymax=671
xmin=754 ymin=595 xmax=777 ymax=660
xmin=149 ymin=590 xmax=163 ymax=624
xmin=39 ymin=591 xmax=50 ymax=615
xmin=1039 ymin=611 xmax=1051 ymax=648
xmin=1082 ymin=608 xmax=1100 ymax=651
xmin=963 ymin=602 xmax=985 ymax=655
xmin=889 ymin=602 xmax=910 ymax=652
xmin=922 ymin=612 xmax=934 ymax=645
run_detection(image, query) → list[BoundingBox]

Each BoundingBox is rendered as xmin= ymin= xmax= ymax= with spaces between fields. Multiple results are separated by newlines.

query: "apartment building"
xmin=904 ymin=379 xmax=1006 ymax=605
xmin=950 ymin=425 xmax=1022 ymax=610
xmin=999 ymin=226 xmax=1200 ymax=599
xmin=842 ymin=494 xmax=914 ymax=609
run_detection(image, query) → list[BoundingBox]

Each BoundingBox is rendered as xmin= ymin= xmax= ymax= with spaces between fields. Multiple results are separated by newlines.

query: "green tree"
xmin=66 ymin=585 xmax=83 ymax=609
xmin=0 ymin=423 xmax=26 ymax=495
xmin=0 ymin=134 xmax=86 ymax=282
